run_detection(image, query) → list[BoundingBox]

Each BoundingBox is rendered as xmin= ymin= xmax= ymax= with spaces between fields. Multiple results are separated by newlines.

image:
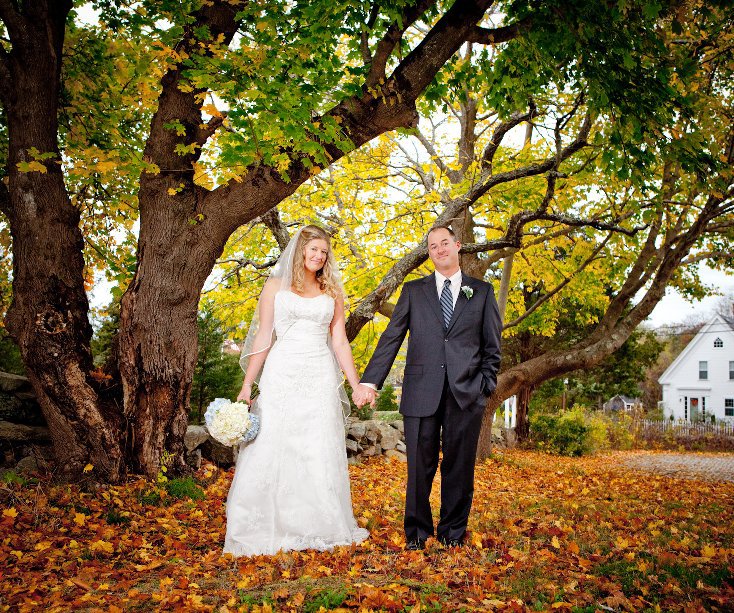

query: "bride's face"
xmin=303 ymin=238 xmax=329 ymax=273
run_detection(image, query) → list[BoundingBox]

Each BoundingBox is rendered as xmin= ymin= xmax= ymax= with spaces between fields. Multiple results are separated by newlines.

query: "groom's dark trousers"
xmin=361 ymin=272 xmax=501 ymax=544
xmin=404 ymin=377 xmax=485 ymax=542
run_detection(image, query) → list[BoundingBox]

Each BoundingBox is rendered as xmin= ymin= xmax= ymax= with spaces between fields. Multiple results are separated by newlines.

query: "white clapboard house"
xmin=658 ymin=314 xmax=734 ymax=422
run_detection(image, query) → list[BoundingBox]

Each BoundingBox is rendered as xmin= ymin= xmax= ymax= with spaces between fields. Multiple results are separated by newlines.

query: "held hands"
xmin=352 ymin=384 xmax=376 ymax=409
xmin=240 ymin=379 xmax=374 ymax=408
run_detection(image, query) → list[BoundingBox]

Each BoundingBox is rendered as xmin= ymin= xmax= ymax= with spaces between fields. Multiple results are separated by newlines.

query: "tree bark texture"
xmin=1 ymin=0 xmax=124 ymax=480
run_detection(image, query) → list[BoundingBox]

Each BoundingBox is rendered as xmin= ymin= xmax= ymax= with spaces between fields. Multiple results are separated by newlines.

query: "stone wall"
xmin=182 ymin=418 xmax=409 ymax=468
xmin=0 ymin=371 xmax=509 ymax=474
xmin=345 ymin=417 xmax=406 ymax=463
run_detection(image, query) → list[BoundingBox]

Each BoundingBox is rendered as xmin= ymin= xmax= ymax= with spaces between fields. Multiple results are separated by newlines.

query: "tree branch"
xmin=207 ymin=0 xmax=495 ymax=230
xmin=704 ymin=220 xmax=734 ymax=233
xmin=413 ymin=128 xmax=461 ymax=183
xmin=141 ymin=1 xmax=244 ymax=178
xmin=465 ymin=16 xmax=532 ymax=45
xmin=359 ymin=3 xmax=381 ymax=65
xmin=343 ymin=115 xmax=592 ymax=340
xmin=0 ymin=0 xmax=24 ymax=41
xmin=260 ymin=208 xmax=290 ymax=250
xmin=365 ymin=0 xmax=432 ymax=88
xmin=481 ymin=107 xmax=539 ymax=172
xmin=533 ymin=213 xmax=645 ymax=237
xmin=682 ymin=250 xmax=734 ymax=265
xmin=215 ymin=256 xmax=278 ymax=271
xmin=194 ymin=113 xmax=226 ymax=148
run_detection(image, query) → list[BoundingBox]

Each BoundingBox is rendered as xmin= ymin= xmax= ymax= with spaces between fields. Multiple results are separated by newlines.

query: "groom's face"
xmin=427 ymin=228 xmax=461 ymax=272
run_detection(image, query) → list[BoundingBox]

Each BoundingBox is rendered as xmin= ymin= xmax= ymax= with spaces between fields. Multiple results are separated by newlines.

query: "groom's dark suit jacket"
xmin=362 ymin=272 xmax=502 ymax=417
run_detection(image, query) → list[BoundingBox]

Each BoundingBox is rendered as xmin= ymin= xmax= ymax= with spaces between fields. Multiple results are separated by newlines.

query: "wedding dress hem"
xmin=223 ymin=527 xmax=369 ymax=557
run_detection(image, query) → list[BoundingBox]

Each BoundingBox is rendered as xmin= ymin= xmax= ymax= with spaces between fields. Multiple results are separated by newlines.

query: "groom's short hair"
xmin=428 ymin=224 xmax=457 ymax=240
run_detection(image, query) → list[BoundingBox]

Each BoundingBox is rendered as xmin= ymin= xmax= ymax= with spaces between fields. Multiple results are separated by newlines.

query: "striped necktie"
xmin=440 ymin=278 xmax=453 ymax=329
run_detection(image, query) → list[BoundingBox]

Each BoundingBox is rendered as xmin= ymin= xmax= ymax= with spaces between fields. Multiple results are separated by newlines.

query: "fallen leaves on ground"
xmin=1 ymin=450 xmax=733 ymax=611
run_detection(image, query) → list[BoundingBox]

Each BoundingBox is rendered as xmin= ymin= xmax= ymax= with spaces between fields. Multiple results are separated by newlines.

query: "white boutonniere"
xmin=461 ymin=285 xmax=473 ymax=300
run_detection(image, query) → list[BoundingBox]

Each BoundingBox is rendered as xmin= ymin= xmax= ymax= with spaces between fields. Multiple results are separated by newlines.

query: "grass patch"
xmin=303 ymin=587 xmax=347 ymax=612
xmin=238 ymin=591 xmax=275 ymax=607
xmin=593 ymin=558 xmax=643 ymax=593
xmin=503 ymin=563 xmax=549 ymax=604
xmin=659 ymin=562 xmax=733 ymax=589
xmin=139 ymin=489 xmax=162 ymax=505
xmin=164 ymin=477 xmax=205 ymax=501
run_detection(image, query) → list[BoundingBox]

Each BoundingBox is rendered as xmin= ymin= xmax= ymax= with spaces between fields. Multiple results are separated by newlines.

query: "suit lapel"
xmin=421 ymin=273 xmax=445 ymax=327
xmin=445 ymin=274 xmax=472 ymax=334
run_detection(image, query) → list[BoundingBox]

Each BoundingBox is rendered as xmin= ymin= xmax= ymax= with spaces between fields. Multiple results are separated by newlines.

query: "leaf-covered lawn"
xmin=1 ymin=450 xmax=733 ymax=612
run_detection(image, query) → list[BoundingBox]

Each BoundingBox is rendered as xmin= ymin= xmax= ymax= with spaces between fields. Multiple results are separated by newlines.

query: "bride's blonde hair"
xmin=292 ymin=225 xmax=341 ymax=298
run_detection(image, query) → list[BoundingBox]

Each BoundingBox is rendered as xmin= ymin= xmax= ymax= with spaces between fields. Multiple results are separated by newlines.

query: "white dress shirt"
xmin=435 ymin=268 xmax=462 ymax=307
xmin=361 ymin=269 xmax=463 ymax=392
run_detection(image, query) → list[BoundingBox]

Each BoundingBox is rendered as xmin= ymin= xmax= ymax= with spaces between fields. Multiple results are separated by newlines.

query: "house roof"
xmin=658 ymin=313 xmax=734 ymax=384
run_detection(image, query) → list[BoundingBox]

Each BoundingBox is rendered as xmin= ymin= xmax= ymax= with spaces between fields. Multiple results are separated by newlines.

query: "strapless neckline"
xmin=280 ymin=290 xmax=332 ymax=301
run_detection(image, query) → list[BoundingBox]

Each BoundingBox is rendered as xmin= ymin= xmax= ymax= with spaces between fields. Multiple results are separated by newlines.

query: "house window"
xmin=726 ymin=399 xmax=734 ymax=417
xmin=684 ymin=396 xmax=688 ymax=420
xmin=730 ymin=361 xmax=734 ymax=380
xmin=699 ymin=361 xmax=708 ymax=380
xmin=714 ymin=338 xmax=723 ymax=347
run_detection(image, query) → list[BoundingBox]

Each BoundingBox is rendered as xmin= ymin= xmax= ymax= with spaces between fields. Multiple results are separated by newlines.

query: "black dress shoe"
xmin=439 ymin=537 xmax=463 ymax=548
xmin=405 ymin=539 xmax=426 ymax=550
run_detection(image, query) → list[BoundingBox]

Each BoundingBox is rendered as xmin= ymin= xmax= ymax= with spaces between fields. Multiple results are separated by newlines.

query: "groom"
xmin=354 ymin=225 xmax=501 ymax=550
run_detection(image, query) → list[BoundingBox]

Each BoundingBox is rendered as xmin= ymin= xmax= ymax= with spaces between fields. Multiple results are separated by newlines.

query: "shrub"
xmin=105 ymin=509 xmax=131 ymax=524
xmin=586 ymin=412 xmax=610 ymax=452
xmin=531 ymin=406 xmax=609 ymax=456
xmin=375 ymin=384 xmax=399 ymax=412
xmin=343 ymin=380 xmax=375 ymax=420
xmin=1 ymin=469 xmax=27 ymax=486
xmin=553 ymin=408 xmax=592 ymax=456
xmin=606 ymin=412 xmax=635 ymax=450
xmin=354 ymin=404 xmax=374 ymax=420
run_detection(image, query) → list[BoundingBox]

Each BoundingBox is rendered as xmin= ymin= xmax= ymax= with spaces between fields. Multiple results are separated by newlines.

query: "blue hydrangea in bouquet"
xmin=204 ymin=398 xmax=260 ymax=447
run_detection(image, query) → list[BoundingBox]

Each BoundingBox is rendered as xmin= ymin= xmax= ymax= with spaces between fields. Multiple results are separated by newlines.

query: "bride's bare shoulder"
xmin=261 ymin=278 xmax=282 ymax=298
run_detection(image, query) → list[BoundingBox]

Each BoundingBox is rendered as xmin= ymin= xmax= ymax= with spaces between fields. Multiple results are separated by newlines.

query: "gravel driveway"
xmin=622 ymin=452 xmax=734 ymax=482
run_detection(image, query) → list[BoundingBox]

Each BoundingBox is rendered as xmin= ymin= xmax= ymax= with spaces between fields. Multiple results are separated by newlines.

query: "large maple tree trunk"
xmin=117 ymin=193 xmax=232 ymax=475
xmin=1 ymin=0 xmax=124 ymax=480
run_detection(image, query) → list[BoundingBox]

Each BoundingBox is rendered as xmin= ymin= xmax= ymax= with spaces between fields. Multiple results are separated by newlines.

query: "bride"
xmin=224 ymin=224 xmax=370 ymax=556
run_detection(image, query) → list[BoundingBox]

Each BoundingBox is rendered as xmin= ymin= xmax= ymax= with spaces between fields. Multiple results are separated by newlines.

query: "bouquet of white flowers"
xmin=204 ymin=398 xmax=260 ymax=447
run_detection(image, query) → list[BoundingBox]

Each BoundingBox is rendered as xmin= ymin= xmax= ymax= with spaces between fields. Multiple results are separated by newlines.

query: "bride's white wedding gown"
xmin=224 ymin=291 xmax=369 ymax=556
